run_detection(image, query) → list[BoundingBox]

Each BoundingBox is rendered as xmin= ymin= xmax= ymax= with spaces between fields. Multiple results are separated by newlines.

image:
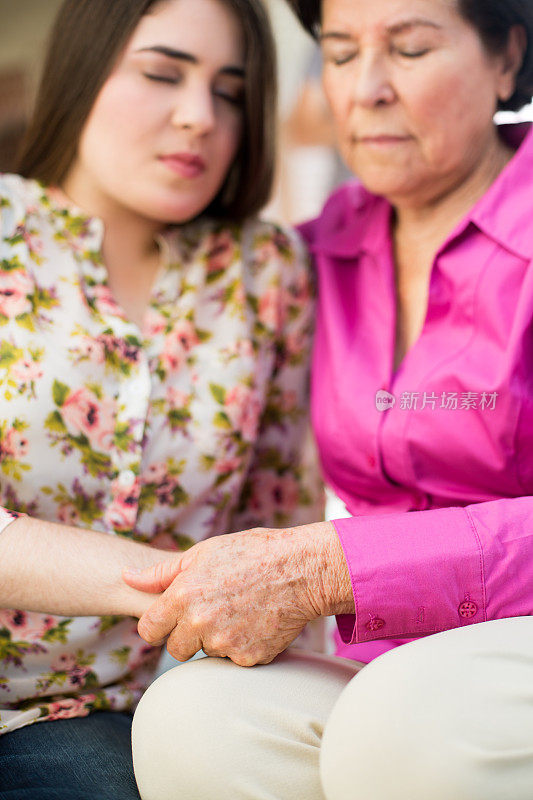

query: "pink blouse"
xmin=300 ymin=123 xmax=533 ymax=663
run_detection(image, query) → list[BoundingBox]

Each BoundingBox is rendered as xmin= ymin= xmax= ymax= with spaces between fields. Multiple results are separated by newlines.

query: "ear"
xmin=497 ymin=25 xmax=527 ymax=102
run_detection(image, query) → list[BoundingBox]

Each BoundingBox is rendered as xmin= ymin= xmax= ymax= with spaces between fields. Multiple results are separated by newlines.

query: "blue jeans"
xmin=0 ymin=711 xmax=141 ymax=799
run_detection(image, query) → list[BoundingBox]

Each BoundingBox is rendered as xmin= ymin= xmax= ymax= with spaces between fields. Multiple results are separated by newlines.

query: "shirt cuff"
xmin=332 ymin=506 xmax=486 ymax=645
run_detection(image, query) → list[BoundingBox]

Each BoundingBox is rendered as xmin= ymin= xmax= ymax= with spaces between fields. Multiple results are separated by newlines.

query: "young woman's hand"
xmin=123 ymin=522 xmax=353 ymax=666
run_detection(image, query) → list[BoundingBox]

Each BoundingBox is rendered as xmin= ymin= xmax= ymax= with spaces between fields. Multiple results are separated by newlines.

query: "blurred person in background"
xmin=282 ymin=46 xmax=351 ymax=222
xmin=127 ymin=1 xmax=533 ymax=799
xmin=0 ymin=0 xmax=323 ymax=797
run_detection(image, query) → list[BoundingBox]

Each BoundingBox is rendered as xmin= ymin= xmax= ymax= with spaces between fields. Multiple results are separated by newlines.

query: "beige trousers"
xmin=132 ymin=617 xmax=533 ymax=800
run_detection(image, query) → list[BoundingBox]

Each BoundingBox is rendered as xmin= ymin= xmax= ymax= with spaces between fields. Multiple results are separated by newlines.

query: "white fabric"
xmin=133 ymin=618 xmax=533 ymax=799
xmin=132 ymin=650 xmax=360 ymax=800
xmin=322 ymin=617 xmax=533 ymax=800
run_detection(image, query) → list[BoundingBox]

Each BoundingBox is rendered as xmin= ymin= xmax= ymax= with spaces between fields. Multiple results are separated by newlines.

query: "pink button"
xmin=458 ymin=601 xmax=478 ymax=618
xmin=365 ymin=617 xmax=385 ymax=632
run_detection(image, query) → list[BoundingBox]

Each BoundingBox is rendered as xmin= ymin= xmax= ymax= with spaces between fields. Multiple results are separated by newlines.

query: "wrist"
xmin=302 ymin=521 xmax=354 ymax=618
xmin=113 ymin=546 xmax=177 ymax=618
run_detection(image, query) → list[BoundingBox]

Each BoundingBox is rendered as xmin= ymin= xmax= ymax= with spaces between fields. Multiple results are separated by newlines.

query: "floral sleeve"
xmin=228 ymin=225 xmax=325 ymax=532
xmin=0 ymin=183 xmax=28 ymax=535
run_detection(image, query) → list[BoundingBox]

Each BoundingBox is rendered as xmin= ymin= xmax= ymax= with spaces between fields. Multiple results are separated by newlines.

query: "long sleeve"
xmin=334 ymin=495 xmax=533 ymax=645
xmin=229 ymin=228 xmax=325 ymax=532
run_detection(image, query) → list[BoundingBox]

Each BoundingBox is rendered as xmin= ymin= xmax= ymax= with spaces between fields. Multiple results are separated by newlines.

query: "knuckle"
xmin=187 ymin=611 xmax=206 ymax=631
xmin=154 ymin=561 xmax=169 ymax=584
xmin=206 ymin=634 xmax=227 ymax=654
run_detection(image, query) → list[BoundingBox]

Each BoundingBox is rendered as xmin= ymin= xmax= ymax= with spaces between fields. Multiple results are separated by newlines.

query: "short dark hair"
xmin=17 ymin=0 xmax=277 ymax=222
xmin=287 ymin=0 xmax=533 ymax=111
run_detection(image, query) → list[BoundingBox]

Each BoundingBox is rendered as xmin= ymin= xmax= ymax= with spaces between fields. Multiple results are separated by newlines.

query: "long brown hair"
xmin=17 ymin=0 xmax=277 ymax=221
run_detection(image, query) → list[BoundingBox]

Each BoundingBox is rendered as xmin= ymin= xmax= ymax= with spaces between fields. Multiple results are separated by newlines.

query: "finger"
xmin=166 ymin=625 xmax=202 ymax=663
xmin=122 ymin=556 xmax=183 ymax=593
xmin=137 ymin=592 xmax=182 ymax=645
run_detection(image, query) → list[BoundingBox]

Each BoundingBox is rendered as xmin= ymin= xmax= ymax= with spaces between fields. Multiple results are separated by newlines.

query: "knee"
xmin=132 ymin=650 xmax=353 ymax=800
xmin=132 ymin=657 xmax=241 ymax=800
xmin=320 ymin=624 xmax=530 ymax=800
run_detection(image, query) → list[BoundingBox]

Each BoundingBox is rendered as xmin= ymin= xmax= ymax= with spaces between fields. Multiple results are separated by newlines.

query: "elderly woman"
xmin=129 ymin=1 xmax=533 ymax=798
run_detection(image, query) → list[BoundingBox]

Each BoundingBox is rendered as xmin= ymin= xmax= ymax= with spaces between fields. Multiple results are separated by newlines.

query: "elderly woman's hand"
xmin=122 ymin=522 xmax=353 ymax=666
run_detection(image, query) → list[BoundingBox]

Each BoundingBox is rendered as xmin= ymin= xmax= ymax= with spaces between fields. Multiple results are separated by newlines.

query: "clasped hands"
xmin=123 ymin=522 xmax=346 ymax=667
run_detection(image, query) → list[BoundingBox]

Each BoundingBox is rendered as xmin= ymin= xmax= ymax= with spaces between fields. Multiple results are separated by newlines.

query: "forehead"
xmin=127 ymin=0 xmax=244 ymax=64
xmin=321 ymin=0 xmax=460 ymax=32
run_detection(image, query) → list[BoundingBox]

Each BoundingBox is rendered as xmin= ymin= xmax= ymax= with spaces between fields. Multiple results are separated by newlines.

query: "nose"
xmin=170 ymin=83 xmax=216 ymax=135
xmin=350 ymin=51 xmax=396 ymax=108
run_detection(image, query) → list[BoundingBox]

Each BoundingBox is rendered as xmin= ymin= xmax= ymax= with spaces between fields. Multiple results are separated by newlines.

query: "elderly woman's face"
xmin=320 ymin=0 xmax=516 ymax=206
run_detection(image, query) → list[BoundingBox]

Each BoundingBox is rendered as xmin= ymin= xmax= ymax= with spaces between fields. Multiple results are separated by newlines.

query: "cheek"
xmin=323 ymin=74 xmax=348 ymax=130
xmin=406 ymin=73 xmax=493 ymax=164
xmin=85 ymin=76 xmax=163 ymax=152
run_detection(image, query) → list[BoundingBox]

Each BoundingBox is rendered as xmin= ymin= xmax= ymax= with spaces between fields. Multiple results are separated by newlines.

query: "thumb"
xmin=122 ymin=556 xmax=183 ymax=593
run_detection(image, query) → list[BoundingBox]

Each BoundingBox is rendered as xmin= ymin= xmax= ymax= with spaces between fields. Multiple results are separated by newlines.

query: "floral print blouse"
xmin=0 ymin=174 xmax=321 ymax=735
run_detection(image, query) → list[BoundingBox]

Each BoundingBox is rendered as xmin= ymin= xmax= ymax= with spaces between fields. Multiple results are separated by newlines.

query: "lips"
xmin=159 ymin=152 xmax=207 ymax=178
xmin=356 ymin=135 xmax=411 ymax=145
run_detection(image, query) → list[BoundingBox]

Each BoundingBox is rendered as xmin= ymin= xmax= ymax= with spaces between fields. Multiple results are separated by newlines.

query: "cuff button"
xmin=458 ymin=600 xmax=478 ymax=619
xmin=365 ymin=617 xmax=385 ymax=632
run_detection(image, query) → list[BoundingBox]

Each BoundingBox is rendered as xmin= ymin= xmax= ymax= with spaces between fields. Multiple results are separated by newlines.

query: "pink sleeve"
xmin=0 ymin=507 xmax=24 ymax=535
xmin=333 ymin=496 xmax=533 ymax=644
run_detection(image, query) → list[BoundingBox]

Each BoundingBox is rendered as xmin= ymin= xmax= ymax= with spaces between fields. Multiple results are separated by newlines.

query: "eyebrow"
xmin=387 ymin=19 xmax=443 ymax=34
xmin=320 ymin=18 xmax=442 ymax=41
xmin=135 ymin=46 xmax=245 ymax=78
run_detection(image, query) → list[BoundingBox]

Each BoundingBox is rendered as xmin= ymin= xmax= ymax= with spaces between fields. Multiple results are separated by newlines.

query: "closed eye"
xmin=396 ymin=48 xmax=430 ymax=58
xmin=325 ymin=51 xmax=358 ymax=67
xmin=143 ymin=72 xmax=180 ymax=84
xmin=214 ymin=90 xmax=243 ymax=106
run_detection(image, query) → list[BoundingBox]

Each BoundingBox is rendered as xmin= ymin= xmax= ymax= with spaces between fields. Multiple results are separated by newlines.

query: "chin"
xmin=356 ymin=170 xmax=414 ymax=201
xmin=138 ymin=197 xmax=211 ymax=226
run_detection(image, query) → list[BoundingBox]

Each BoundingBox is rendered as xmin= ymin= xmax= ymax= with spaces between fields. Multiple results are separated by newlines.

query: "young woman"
xmin=0 ymin=0 xmax=321 ymax=796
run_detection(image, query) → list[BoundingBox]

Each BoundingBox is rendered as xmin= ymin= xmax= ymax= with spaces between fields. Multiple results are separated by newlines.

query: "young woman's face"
xmin=66 ymin=0 xmax=245 ymax=224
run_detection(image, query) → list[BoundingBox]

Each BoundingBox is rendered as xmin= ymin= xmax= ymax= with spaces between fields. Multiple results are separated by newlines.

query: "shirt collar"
xmin=300 ymin=181 xmax=391 ymax=259
xmin=468 ymin=122 xmax=533 ymax=259
xmin=306 ymin=122 xmax=532 ymax=261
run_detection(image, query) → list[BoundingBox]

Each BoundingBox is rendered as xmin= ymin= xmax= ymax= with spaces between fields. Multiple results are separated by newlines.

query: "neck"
xmin=60 ymin=175 xmax=164 ymax=277
xmin=393 ymin=130 xmax=513 ymax=247
xmin=60 ymin=175 xmax=167 ymax=327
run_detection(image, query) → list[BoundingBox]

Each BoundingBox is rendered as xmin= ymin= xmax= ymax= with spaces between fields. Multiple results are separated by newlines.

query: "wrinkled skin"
xmin=123 ymin=521 xmax=352 ymax=666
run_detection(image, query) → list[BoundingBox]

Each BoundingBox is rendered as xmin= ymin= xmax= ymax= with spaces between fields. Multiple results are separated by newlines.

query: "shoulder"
xmin=0 ymin=174 xmax=43 ymax=237
xmin=241 ymin=217 xmax=309 ymax=271
xmin=171 ymin=216 xmax=312 ymax=286
xmin=238 ymin=219 xmax=316 ymax=312
xmin=298 ymin=180 xmax=380 ymax=253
